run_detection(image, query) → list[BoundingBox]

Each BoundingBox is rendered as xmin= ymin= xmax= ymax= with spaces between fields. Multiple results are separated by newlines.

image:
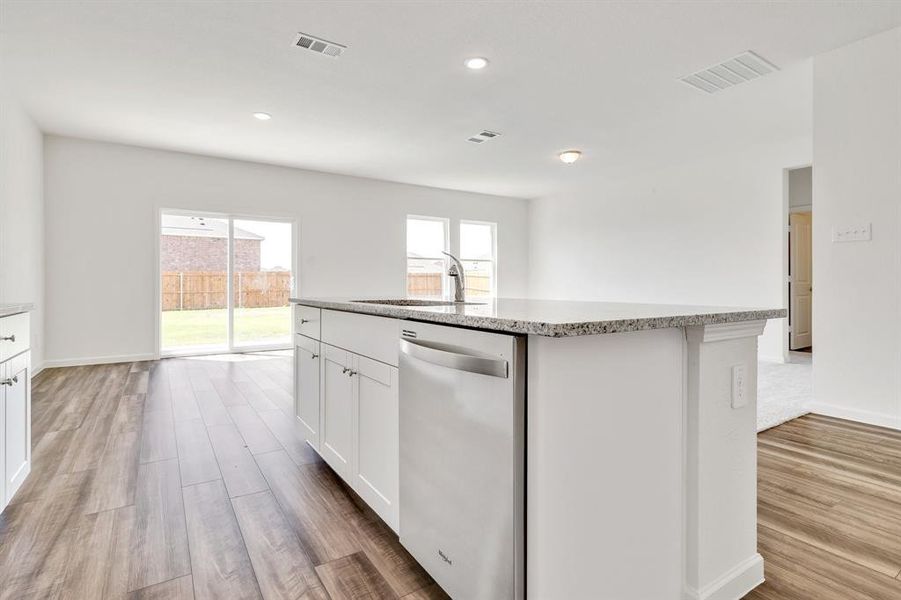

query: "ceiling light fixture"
xmin=253 ymin=112 xmax=272 ymax=121
xmin=558 ymin=150 xmax=582 ymax=164
xmin=464 ymin=57 xmax=489 ymax=70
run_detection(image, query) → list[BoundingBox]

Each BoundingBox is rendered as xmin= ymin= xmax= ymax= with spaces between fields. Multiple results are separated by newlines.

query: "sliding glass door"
xmin=232 ymin=219 xmax=293 ymax=348
xmin=160 ymin=211 xmax=294 ymax=355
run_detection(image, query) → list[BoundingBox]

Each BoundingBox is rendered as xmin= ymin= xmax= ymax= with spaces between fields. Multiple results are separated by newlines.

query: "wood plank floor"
xmin=745 ymin=413 xmax=901 ymax=599
xmin=0 ymin=353 xmax=446 ymax=600
xmin=6 ymin=356 xmax=901 ymax=599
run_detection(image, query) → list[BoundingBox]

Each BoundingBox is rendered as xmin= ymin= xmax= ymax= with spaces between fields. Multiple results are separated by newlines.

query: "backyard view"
xmin=161 ymin=306 xmax=290 ymax=347
xmin=405 ymin=218 xmax=495 ymax=298
xmin=160 ymin=214 xmax=293 ymax=353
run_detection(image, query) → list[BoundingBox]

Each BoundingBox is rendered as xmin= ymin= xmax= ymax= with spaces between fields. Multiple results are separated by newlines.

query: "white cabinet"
xmin=294 ymin=334 xmax=321 ymax=449
xmin=2 ymin=352 xmax=30 ymax=507
xmin=294 ymin=305 xmax=321 ymax=340
xmin=0 ymin=312 xmax=29 ymax=363
xmin=0 ymin=310 xmax=31 ymax=512
xmin=292 ymin=304 xmax=400 ymax=531
xmin=320 ymin=344 xmax=355 ymax=480
xmin=317 ymin=341 xmax=399 ymax=531
xmin=353 ymin=355 xmax=399 ymax=529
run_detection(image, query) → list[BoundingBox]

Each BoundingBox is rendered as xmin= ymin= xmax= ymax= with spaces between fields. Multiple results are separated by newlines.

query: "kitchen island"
xmin=289 ymin=297 xmax=784 ymax=600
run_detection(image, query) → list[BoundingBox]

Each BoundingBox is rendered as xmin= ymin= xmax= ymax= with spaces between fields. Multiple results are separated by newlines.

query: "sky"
xmin=235 ymin=219 xmax=292 ymax=270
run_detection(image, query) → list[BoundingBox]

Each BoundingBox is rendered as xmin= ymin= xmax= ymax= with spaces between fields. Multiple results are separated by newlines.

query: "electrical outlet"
xmin=832 ymin=223 xmax=871 ymax=243
xmin=731 ymin=364 xmax=747 ymax=409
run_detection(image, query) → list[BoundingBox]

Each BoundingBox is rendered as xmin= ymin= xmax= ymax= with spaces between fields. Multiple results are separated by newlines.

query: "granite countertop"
xmin=0 ymin=303 xmax=34 ymax=318
xmin=290 ymin=297 xmax=786 ymax=337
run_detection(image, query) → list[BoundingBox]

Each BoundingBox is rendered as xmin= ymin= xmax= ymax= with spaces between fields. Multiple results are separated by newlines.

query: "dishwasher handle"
xmin=400 ymin=338 xmax=509 ymax=378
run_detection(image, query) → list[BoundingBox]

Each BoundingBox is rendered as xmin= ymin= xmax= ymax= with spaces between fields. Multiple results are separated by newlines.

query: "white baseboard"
xmin=808 ymin=402 xmax=901 ymax=431
xmin=686 ymin=554 xmax=765 ymax=600
xmin=42 ymin=352 xmax=158 ymax=369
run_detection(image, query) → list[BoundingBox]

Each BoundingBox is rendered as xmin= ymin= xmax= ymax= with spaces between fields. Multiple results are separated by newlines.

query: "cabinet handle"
xmin=0 ymin=334 xmax=15 ymax=342
xmin=0 ymin=375 xmax=18 ymax=386
xmin=311 ymin=353 xmax=319 ymax=359
xmin=300 ymin=318 xmax=310 ymax=324
xmin=341 ymin=367 xmax=349 ymax=374
xmin=347 ymin=370 xmax=357 ymax=377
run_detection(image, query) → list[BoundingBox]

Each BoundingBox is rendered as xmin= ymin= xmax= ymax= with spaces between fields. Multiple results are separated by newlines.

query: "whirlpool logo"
xmin=438 ymin=549 xmax=453 ymax=565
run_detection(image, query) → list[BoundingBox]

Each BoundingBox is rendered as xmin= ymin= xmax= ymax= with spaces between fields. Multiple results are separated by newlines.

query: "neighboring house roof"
xmin=161 ymin=215 xmax=264 ymax=240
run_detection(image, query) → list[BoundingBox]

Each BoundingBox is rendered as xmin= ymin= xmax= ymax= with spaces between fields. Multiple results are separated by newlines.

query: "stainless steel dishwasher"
xmin=398 ymin=321 xmax=525 ymax=600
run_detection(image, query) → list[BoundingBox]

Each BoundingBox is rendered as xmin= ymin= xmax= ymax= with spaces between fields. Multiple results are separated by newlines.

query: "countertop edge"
xmin=0 ymin=303 xmax=35 ymax=318
xmin=289 ymin=298 xmax=786 ymax=337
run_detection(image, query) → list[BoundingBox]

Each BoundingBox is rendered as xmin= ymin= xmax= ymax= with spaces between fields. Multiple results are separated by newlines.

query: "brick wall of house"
xmin=160 ymin=235 xmax=261 ymax=271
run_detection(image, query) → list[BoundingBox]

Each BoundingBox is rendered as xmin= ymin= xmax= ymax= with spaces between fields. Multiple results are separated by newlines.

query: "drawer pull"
xmin=0 ymin=334 xmax=15 ymax=342
xmin=311 ymin=353 xmax=319 ymax=360
xmin=0 ymin=376 xmax=18 ymax=386
xmin=300 ymin=318 xmax=311 ymax=324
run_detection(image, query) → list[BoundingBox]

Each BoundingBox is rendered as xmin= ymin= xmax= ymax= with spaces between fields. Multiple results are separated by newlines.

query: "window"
xmin=460 ymin=221 xmax=496 ymax=297
xmin=406 ymin=216 xmax=449 ymax=298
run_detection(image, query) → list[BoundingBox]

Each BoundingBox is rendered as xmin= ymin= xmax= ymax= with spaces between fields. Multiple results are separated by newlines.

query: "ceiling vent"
xmin=467 ymin=130 xmax=501 ymax=144
xmin=293 ymin=32 xmax=346 ymax=58
xmin=680 ymin=51 xmax=778 ymax=94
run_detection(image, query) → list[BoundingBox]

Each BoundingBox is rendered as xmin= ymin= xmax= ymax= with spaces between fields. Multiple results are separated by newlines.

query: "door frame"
xmin=781 ymin=165 xmax=813 ymax=362
xmin=155 ymin=207 xmax=298 ymax=358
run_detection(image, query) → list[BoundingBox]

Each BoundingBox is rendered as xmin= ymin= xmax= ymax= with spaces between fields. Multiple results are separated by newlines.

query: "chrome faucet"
xmin=441 ymin=251 xmax=466 ymax=303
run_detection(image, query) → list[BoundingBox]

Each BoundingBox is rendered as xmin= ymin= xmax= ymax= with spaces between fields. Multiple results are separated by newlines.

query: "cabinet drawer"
xmin=295 ymin=333 xmax=319 ymax=355
xmin=321 ymin=310 xmax=399 ymax=367
xmin=0 ymin=312 xmax=30 ymax=362
xmin=294 ymin=305 xmax=321 ymax=339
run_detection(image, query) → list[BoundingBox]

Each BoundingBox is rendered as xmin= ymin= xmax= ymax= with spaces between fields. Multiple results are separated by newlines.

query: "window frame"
xmin=459 ymin=219 xmax=498 ymax=298
xmin=405 ymin=215 xmax=450 ymax=299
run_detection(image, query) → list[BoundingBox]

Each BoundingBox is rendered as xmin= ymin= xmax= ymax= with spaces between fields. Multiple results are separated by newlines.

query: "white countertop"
xmin=290 ymin=297 xmax=785 ymax=337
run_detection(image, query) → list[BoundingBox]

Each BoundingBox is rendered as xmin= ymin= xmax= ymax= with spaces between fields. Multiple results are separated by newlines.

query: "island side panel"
xmin=684 ymin=322 xmax=765 ymax=600
xmin=526 ymin=328 xmax=685 ymax=600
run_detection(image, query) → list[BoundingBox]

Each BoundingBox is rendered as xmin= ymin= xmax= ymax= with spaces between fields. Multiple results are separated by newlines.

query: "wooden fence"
xmin=163 ymin=271 xmax=490 ymax=311
xmin=162 ymin=271 xmax=291 ymax=311
xmin=406 ymin=273 xmax=491 ymax=298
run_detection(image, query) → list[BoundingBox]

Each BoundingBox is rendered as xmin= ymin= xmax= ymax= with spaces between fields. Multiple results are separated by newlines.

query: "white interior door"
xmin=789 ymin=211 xmax=813 ymax=349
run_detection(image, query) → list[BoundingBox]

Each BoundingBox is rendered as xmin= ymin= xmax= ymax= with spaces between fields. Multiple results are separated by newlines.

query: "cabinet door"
xmin=320 ymin=344 xmax=354 ymax=480
xmin=354 ymin=355 xmax=399 ymax=531
xmin=3 ymin=352 xmax=30 ymax=506
xmin=294 ymin=335 xmax=321 ymax=450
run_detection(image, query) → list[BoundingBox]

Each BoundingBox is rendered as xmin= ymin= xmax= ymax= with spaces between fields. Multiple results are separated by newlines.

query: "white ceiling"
xmin=2 ymin=1 xmax=899 ymax=198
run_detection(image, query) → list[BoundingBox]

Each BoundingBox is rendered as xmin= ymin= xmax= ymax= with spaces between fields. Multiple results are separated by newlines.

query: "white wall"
xmin=43 ymin=136 xmax=530 ymax=365
xmin=811 ymin=27 xmax=901 ymax=427
xmin=789 ymin=167 xmax=812 ymax=209
xmin=0 ymin=88 xmax=44 ymax=371
xmin=529 ymin=137 xmax=810 ymax=361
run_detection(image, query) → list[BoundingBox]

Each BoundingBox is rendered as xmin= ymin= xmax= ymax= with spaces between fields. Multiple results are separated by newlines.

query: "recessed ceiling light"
xmin=464 ymin=57 xmax=489 ymax=70
xmin=559 ymin=150 xmax=582 ymax=164
xmin=253 ymin=112 xmax=272 ymax=121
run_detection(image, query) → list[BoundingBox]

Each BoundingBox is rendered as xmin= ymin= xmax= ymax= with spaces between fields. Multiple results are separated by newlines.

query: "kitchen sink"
xmin=352 ymin=299 xmax=486 ymax=307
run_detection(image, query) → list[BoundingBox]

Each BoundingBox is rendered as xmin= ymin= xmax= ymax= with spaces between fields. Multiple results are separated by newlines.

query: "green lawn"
xmin=161 ymin=306 xmax=291 ymax=349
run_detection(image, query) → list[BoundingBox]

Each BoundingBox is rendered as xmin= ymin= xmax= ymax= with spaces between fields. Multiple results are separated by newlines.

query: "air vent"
xmin=467 ymin=130 xmax=501 ymax=144
xmin=680 ymin=51 xmax=778 ymax=94
xmin=293 ymin=32 xmax=346 ymax=58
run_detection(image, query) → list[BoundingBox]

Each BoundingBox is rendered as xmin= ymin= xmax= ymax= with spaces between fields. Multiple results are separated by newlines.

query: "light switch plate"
xmin=832 ymin=223 xmax=872 ymax=243
xmin=731 ymin=364 xmax=747 ymax=409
